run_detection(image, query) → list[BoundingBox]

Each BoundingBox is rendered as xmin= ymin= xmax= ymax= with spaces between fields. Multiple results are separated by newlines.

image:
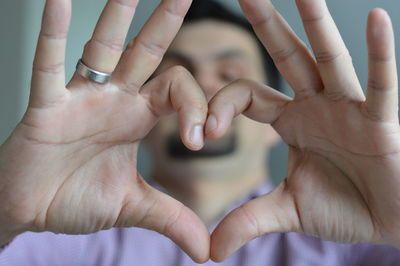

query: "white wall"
xmin=0 ymin=1 xmax=27 ymax=142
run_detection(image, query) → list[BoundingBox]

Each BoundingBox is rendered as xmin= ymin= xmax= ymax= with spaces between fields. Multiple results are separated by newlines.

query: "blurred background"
xmin=1 ymin=0 xmax=399 ymax=182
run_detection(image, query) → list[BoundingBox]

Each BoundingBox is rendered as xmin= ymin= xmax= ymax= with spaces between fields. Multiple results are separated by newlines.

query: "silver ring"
xmin=75 ymin=59 xmax=111 ymax=84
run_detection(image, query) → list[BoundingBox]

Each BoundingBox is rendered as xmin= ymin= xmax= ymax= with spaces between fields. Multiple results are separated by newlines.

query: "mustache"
xmin=167 ymin=132 xmax=237 ymax=159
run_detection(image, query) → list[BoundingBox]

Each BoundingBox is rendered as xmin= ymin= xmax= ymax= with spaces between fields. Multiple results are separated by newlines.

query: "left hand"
xmin=207 ymin=0 xmax=399 ymax=261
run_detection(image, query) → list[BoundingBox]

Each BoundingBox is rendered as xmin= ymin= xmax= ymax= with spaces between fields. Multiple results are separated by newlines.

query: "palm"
xmin=11 ymin=81 xmax=153 ymax=234
xmin=24 ymin=82 xmax=154 ymax=148
xmin=276 ymin=95 xmax=400 ymax=243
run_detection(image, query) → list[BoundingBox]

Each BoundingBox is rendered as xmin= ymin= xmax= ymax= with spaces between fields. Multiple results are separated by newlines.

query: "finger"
xmin=295 ymin=0 xmax=364 ymax=100
xmin=210 ymin=180 xmax=300 ymax=262
xmin=81 ymin=0 xmax=139 ymax=73
xmin=115 ymin=0 xmax=192 ymax=88
xmin=30 ymin=0 xmax=71 ymax=106
xmin=116 ymin=175 xmax=210 ymax=263
xmin=205 ymin=79 xmax=291 ymax=139
xmin=140 ymin=66 xmax=207 ymax=150
xmin=239 ymin=0 xmax=322 ymax=98
xmin=364 ymin=9 xmax=398 ymax=122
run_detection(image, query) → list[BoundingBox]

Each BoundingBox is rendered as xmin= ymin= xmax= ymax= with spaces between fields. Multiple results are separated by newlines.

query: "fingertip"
xmin=132 ymin=187 xmax=210 ymax=263
xmin=210 ymin=232 xmax=228 ymax=262
xmin=204 ymin=115 xmax=232 ymax=140
xmin=210 ymin=205 xmax=260 ymax=262
xmin=368 ymin=8 xmax=393 ymax=34
xmin=367 ymin=8 xmax=395 ymax=60
xmin=369 ymin=8 xmax=390 ymax=21
xmin=43 ymin=0 xmax=71 ymax=32
xmin=165 ymin=205 xmax=210 ymax=263
xmin=210 ymin=219 xmax=242 ymax=263
xmin=184 ymin=124 xmax=204 ymax=151
xmin=205 ymin=114 xmax=219 ymax=139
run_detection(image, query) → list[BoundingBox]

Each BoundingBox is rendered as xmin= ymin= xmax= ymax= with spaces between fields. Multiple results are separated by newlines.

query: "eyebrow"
xmin=164 ymin=49 xmax=249 ymax=65
xmin=212 ymin=50 xmax=248 ymax=61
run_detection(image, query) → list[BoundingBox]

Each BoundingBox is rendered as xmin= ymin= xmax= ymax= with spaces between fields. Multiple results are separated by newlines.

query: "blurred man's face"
xmin=147 ymin=20 xmax=279 ymax=180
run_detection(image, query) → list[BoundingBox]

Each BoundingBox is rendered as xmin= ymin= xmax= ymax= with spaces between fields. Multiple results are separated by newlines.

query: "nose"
xmin=194 ymin=68 xmax=224 ymax=101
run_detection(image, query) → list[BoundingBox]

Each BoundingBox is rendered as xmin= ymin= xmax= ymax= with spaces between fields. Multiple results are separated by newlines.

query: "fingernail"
xmin=190 ymin=125 xmax=204 ymax=147
xmin=205 ymin=115 xmax=217 ymax=135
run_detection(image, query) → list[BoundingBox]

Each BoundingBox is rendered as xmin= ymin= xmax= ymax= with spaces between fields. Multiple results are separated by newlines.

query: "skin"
xmin=0 ymin=0 xmax=398 ymax=264
xmin=147 ymin=20 xmax=280 ymax=226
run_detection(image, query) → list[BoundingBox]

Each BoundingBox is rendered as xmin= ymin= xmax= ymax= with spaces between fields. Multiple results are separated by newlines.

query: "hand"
xmin=0 ymin=0 xmax=210 ymax=262
xmin=207 ymin=0 xmax=399 ymax=261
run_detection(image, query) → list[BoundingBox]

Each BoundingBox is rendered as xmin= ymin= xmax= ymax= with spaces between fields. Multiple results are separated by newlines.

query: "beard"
xmin=167 ymin=130 xmax=237 ymax=159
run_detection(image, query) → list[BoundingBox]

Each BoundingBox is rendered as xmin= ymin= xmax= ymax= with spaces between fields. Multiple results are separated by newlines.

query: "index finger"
xmin=115 ymin=0 xmax=193 ymax=89
xmin=239 ymin=0 xmax=322 ymax=99
xmin=295 ymin=0 xmax=364 ymax=100
xmin=31 ymin=0 xmax=71 ymax=107
xmin=365 ymin=9 xmax=398 ymax=122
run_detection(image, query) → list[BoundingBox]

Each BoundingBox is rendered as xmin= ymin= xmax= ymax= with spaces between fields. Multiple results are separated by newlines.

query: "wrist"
xmin=0 ymin=143 xmax=27 ymax=248
xmin=0 ymin=230 xmax=20 ymax=248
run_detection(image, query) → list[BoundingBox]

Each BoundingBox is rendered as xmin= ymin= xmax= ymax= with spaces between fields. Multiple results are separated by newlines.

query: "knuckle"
xmin=250 ymin=11 xmax=274 ymax=28
xmin=135 ymin=38 xmax=166 ymax=59
xmin=315 ymin=49 xmax=348 ymax=64
xmin=168 ymin=65 xmax=190 ymax=77
xmin=181 ymin=100 xmax=207 ymax=114
xmin=33 ymin=62 xmax=64 ymax=75
xmin=324 ymin=89 xmax=347 ymax=102
xmin=240 ymin=0 xmax=274 ymax=26
xmin=237 ymin=205 xmax=262 ymax=238
xmin=192 ymin=101 xmax=208 ymax=113
xmin=361 ymin=103 xmax=385 ymax=122
xmin=163 ymin=204 xmax=185 ymax=236
xmin=164 ymin=3 xmax=185 ymax=20
xmin=111 ymin=0 xmax=139 ymax=9
xmin=86 ymin=38 xmax=124 ymax=53
xmin=301 ymin=14 xmax=325 ymax=24
xmin=368 ymin=79 xmax=388 ymax=92
xmin=270 ymin=47 xmax=298 ymax=64
xmin=368 ymin=52 xmax=392 ymax=63
xmin=367 ymin=78 xmax=397 ymax=107
xmin=40 ymin=31 xmax=68 ymax=40
xmin=231 ymin=78 xmax=257 ymax=90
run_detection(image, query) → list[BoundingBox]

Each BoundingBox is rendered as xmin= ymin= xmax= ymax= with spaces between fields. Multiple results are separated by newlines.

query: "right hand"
xmin=0 ymin=0 xmax=209 ymax=262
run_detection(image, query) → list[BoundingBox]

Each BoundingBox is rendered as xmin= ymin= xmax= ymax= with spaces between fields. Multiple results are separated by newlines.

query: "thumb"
xmin=210 ymin=180 xmax=301 ymax=262
xmin=115 ymin=176 xmax=210 ymax=263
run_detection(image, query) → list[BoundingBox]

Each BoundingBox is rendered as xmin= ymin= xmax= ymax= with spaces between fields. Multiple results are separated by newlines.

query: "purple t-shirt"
xmin=1 ymin=182 xmax=400 ymax=265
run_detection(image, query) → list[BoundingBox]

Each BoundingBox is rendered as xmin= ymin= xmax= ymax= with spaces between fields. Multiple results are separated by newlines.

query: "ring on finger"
xmin=75 ymin=59 xmax=112 ymax=84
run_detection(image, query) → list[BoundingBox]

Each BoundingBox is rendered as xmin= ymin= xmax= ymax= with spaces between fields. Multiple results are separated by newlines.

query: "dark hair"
xmin=183 ymin=0 xmax=281 ymax=91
